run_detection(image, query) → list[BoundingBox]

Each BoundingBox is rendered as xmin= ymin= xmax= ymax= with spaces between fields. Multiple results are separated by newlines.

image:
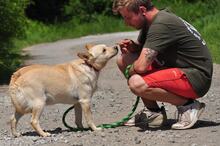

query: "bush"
xmin=64 ymin=0 xmax=113 ymax=23
xmin=154 ymin=0 xmax=219 ymax=21
xmin=25 ymin=0 xmax=67 ymax=23
xmin=0 ymin=0 xmax=28 ymax=83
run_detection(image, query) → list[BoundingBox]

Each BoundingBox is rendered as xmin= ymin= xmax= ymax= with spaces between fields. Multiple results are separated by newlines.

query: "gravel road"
xmin=0 ymin=31 xmax=220 ymax=146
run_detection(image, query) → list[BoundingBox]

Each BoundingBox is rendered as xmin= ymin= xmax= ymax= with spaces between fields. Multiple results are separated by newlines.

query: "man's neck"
xmin=146 ymin=7 xmax=159 ymax=25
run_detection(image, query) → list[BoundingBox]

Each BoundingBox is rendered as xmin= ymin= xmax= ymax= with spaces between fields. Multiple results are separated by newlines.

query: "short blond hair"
xmin=112 ymin=0 xmax=154 ymax=14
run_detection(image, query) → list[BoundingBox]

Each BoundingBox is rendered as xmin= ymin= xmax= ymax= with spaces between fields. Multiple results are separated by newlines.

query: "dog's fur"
xmin=9 ymin=44 xmax=118 ymax=137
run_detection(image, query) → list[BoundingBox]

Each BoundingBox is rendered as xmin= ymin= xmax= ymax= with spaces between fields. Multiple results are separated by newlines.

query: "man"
xmin=112 ymin=0 xmax=213 ymax=129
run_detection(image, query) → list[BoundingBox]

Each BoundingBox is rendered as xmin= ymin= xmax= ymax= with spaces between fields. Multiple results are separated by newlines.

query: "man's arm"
xmin=129 ymin=48 xmax=158 ymax=75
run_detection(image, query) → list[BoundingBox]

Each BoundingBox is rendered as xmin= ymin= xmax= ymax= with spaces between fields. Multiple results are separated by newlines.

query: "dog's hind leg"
xmin=74 ymin=103 xmax=84 ymax=128
xmin=31 ymin=101 xmax=50 ymax=137
xmin=10 ymin=111 xmax=23 ymax=137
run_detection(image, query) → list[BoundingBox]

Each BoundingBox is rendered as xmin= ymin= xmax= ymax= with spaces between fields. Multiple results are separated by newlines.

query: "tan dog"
xmin=9 ymin=44 xmax=118 ymax=137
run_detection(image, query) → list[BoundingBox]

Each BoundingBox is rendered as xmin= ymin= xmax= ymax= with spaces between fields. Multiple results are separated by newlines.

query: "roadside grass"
xmin=195 ymin=12 xmax=220 ymax=63
xmin=15 ymin=15 xmax=132 ymax=49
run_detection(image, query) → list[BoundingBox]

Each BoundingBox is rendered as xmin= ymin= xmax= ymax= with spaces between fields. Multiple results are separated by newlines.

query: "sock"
xmin=147 ymin=107 xmax=161 ymax=112
xmin=183 ymin=99 xmax=194 ymax=106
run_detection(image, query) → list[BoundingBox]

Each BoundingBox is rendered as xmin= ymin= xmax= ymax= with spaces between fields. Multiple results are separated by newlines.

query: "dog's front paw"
xmin=94 ymin=127 xmax=102 ymax=131
xmin=41 ymin=132 xmax=51 ymax=137
xmin=12 ymin=132 xmax=21 ymax=137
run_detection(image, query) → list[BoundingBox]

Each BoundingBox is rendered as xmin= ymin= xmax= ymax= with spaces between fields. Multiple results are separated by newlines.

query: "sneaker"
xmin=124 ymin=106 xmax=167 ymax=128
xmin=171 ymin=100 xmax=205 ymax=130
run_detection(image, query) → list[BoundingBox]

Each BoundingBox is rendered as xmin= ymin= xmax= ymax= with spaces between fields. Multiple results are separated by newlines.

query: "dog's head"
xmin=77 ymin=44 xmax=118 ymax=71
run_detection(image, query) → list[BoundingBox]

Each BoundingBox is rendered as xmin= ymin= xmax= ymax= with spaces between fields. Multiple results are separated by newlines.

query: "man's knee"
xmin=128 ymin=74 xmax=149 ymax=94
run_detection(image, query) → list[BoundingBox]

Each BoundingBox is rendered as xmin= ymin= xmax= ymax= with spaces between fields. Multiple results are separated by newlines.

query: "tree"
xmin=0 ymin=0 xmax=28 ymax=83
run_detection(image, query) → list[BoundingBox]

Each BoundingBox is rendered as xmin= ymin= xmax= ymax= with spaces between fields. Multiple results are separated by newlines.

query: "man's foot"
xmin=124 ymin=106 xmax=167 ymax=128
xmin=172 ymin=100 xmax=205 ymax=130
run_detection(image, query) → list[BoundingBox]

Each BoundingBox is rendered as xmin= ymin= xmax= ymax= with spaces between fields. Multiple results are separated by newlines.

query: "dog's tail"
xmin=9 ymin=66 xmax=36 ymax=114
xmin=9 ymin=65 xmax=41 ymax=86
xmin=9 ymin=71 xmax=21 ymax=86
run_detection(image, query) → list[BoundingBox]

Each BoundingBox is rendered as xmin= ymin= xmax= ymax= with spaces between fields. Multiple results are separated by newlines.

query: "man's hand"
xmin=117 ymin=39 xmax=139 ymax=54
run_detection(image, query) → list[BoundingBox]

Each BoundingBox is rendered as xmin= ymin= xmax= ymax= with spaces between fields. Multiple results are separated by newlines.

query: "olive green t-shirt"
xmin=138 ymin=9 xmax=213 ymax=97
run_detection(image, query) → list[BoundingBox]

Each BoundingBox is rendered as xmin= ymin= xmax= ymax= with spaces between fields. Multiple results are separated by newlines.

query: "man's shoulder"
xmin=153 ymin=9 xmax=179 ymax=24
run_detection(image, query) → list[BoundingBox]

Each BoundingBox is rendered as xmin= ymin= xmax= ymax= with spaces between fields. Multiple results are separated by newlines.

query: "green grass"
xmin=195 ymin=12 xmax=220 ymax=63
xmin=15 ymin=15 xmax=132 ymax=49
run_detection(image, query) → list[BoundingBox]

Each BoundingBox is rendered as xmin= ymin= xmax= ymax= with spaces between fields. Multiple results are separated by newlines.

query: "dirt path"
xmin=0 ymin=32 xmax=220 ymax=146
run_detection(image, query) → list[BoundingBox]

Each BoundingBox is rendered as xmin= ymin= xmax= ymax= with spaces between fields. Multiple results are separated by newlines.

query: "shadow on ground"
xmin=136 ymin=119 xmax=220 ymax=132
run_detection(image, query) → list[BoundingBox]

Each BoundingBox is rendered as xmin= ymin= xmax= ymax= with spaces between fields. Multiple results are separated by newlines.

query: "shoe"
xmin=124 ymin=106 xmax=167 ymax=128
xmin=171 ymin=100 xmax=205 ymax=130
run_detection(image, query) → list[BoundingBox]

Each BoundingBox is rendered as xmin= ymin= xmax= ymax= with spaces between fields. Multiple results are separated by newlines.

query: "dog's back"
xmin=9 ymin=65 xmax=43 ymax=86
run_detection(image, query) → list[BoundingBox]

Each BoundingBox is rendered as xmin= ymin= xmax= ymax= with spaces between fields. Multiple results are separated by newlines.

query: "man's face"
xmin=119 ymin=7 xmax=146 ymax=29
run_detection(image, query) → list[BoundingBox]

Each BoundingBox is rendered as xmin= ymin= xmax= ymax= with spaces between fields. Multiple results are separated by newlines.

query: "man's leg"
xmin=117 ymin=52 xmax=160 ymax=109
xmin=128 ymin=74 xmax=188 ymax=106
xmin=117 ymin=53 xmax=165 ymax=127
xmin=128 ymin=70 xmax=205 ymax=129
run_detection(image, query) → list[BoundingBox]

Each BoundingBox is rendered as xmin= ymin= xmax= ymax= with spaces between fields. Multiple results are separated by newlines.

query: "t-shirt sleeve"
xmin=144 ymin=23 xmax=176 ymax=53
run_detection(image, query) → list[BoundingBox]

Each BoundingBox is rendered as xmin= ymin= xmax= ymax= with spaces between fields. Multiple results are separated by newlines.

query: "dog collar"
xmin=84 ymin=61 xmax=99 ymax=72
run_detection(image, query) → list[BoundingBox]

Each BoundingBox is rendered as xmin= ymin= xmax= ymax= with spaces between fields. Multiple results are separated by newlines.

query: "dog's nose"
xmin=113 ymin=45 xmax=120 ymax=51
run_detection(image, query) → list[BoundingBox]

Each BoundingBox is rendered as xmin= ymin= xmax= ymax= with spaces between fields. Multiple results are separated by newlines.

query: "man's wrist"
xmin=129 ymin=63 xmax=137 ymax=76
xmin=124 ymin=64 xmax=132 ymax=79
xmin=124 ymin=63 xmax=139 ymax=79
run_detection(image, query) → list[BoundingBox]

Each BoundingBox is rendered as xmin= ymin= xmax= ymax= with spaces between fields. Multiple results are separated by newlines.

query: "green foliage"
xmin=0 ymin=0 xmax=28 ymax=40
xmin=64 ymin=0 xmax=113 ymax=22
xmin=24 ymin=0 xmax=114 ymax=23
xmin=16 ymin=15 xmax=131 ymax=47
xmin=154 ymin=0 xmax=219 ymax=21
xmin=25 ymin=0 xmax=67 ymax=23
xmin=194 ymin=12 xmax=220 ymax=63
xmin=0 ymin=0 xmax=28 ymax=83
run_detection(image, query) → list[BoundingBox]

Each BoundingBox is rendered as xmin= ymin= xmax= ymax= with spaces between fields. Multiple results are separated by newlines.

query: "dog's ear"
xmin=85 ymin=44 xmax=94 ymax=50
xmin=77 ymin=52 xmax=91 ymax=61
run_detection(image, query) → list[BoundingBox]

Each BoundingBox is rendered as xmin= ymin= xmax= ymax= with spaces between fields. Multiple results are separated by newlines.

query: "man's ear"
xmin=85 ymin=44 xmax=94 ymax=50
xmin=77 ymin=52 xmax=91 ymax=61
xmin=139 ymin=6 xmax=147 ymax=14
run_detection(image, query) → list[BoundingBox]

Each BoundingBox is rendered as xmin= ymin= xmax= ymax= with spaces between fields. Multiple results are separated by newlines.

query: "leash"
xmin=62 ymin=64 xmax=139 ymax=131
xmin=62 ymin=96 xmax=140 ymax=131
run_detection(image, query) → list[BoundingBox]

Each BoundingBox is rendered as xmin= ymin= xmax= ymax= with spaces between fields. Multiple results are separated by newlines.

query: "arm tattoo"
xmin=131 ymin=48 xmax=158 ymax=74
xmin=144 ymin=48 xmax=158 ymax=66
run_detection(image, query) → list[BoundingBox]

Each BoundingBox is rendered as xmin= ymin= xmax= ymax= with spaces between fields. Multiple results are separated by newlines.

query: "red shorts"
xmin=142 ymin=67 xmax=199 ymax=99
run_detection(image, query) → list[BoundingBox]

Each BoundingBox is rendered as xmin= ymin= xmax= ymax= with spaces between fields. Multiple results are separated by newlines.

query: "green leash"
xmin=62 ymin=64 xmax=139 ymax=131
xmin=62 ymin=96 xmax=140 ymax=131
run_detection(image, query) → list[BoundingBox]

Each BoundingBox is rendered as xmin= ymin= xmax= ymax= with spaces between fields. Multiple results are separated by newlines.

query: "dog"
xmin=9 ymin=44 xmax=118 ymax=137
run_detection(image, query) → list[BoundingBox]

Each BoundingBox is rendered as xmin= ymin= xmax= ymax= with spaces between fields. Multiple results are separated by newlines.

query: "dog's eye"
xmin=103 ymin=49 xmax=106 ymax=53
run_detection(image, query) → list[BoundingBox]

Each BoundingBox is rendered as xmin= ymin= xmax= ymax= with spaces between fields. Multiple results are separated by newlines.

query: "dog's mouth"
xmin=114 ymin=45 xmax=119 ymax=52
xmin=109 ymin=45 xmax=119 ymax=58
